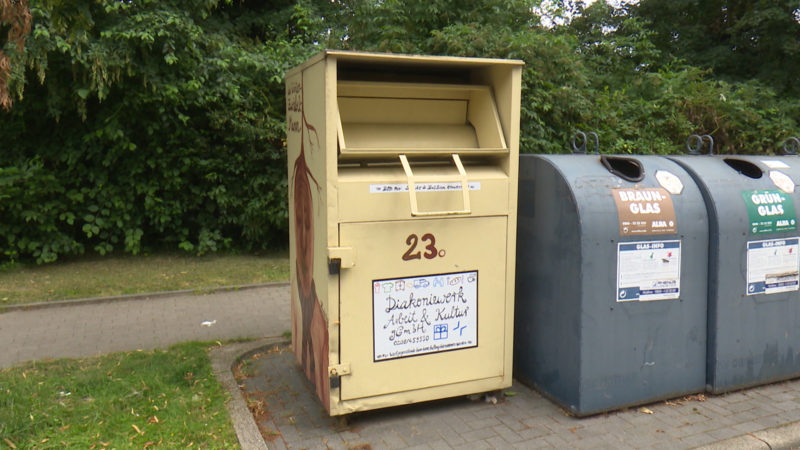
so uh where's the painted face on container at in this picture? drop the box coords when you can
[294,155,314,300]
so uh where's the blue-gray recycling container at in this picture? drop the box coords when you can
[515,154,708,416]
[670,155,800,394]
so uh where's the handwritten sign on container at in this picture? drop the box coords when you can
[373,271,478,361]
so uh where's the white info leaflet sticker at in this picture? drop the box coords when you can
[373,271,478,362]
[617,240,681,302]
[746,238,800,295]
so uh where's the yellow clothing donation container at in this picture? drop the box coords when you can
[286,50,522,415]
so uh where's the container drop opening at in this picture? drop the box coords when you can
[724,158,763,179]
[600,156,644,182]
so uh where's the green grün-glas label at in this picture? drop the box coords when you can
[742,190,797,234]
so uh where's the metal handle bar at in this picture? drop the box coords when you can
[399,154,472,217]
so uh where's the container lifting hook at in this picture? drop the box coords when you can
[686,134,714,155]
[571,130,600,154]
[781,137,800,156]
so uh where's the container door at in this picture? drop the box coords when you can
[339,217,507,401]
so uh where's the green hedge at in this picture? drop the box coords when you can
[1,0,798,263]
[1,0,321,263]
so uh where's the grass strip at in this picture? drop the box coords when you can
[0,253,289,305]
[0,342,238,448]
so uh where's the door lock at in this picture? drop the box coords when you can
[328,247,355,275]
[328,258,341,275]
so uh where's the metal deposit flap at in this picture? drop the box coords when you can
[338,217,507,401]
[336,81,507,159]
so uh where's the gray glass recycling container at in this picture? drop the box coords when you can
[670,154,800,394]
[515,154,708,416]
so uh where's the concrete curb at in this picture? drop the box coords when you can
[0,281,290,313]
[697,420,800,449]
[209,337,289,450]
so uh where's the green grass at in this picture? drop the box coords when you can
[0,342,237,448]
[0,252,289,305]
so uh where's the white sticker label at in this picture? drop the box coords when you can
[762,160,790,169]
[373,271,478,361]
[370,182,481,193]
[746,238,800,295]
[655,170,684,195]
[617,240,681,302]
[770,170,796,194]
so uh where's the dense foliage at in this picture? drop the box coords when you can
[1,0,322,262]
[1,0,798,263]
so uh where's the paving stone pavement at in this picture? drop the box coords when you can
[0,283,290,369]
[239,341,800,449]
[3,283,800,448]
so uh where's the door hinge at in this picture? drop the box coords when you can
[328,363,351,390]
[328,247,355,275]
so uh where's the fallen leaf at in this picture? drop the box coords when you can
[132,424,143,435]
[503,391,517,397]
[4,438,17,449]
[639,407,654,415]
[143,442,155,449]
[679,393,706,403]
[148,415,159,424]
